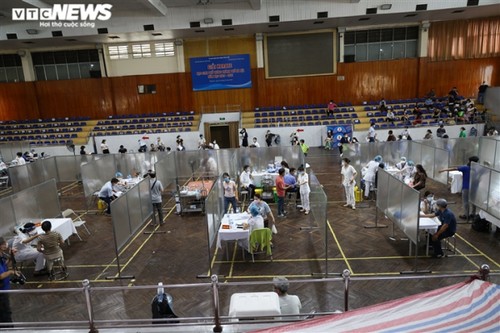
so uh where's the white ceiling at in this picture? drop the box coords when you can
[0,0,498,51]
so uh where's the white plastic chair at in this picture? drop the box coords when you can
[62,209,90,240]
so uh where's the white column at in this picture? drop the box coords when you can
[255,33,264,68]
[175,40,185,72]
[19,50,35,82]
[419,22,430,58]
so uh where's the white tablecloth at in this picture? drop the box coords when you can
[449,171,463,194]
[36,218,77,242]
[229,292,281,317]
[252,172,278,187]
[419,217,441,256]
[217,213,250,249]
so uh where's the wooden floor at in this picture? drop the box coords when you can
[9,147,500,327]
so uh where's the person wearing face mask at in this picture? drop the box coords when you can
[420,191,436,214]
[341,158,357,210]
[222,172,239,214]
[12,223,47,276]
[297,166,310,215]
[239,165,256,199]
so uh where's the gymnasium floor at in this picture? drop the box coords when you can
[7,147,500,327]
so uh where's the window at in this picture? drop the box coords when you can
[107,42,176,60]
[32,49,99,81]
[343,26,418,62]
[108,45,129,60]
[0,54,24,82]
[155,42,175,57]
[132,43,151,58]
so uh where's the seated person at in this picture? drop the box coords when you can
[284,167,299,205]
[385,109,396,123]
[0,160,7,176]
[273,276,302,318]
[12,223,47,276]
[243,206,264,233]
[421,199,457,258]
[239,165,256,199]
[248,193,277,234]
[99,177,119,214]
[420,191,436,214]
[36,221,68,279]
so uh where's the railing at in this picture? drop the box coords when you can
[0,265,495,332]
[201,104,241,114]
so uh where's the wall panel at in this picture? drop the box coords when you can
[418,57,500,98]
[0,55,498,120]
[34,78,114,119]
[0,82,39,120]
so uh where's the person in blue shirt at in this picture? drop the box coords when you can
[422,199,457,258]
[439,156,479,220]
[284,167,300,207]
[98,177,119,215]
[0,237,19,326]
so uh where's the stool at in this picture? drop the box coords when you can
[444,235,457,255]
[48,257,68,281]
[240,189,249,203]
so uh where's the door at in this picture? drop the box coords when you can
[210,125,230,149]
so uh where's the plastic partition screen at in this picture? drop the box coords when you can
[0,179,60,237]
[377,169,420,245]
[110,178,152,251]
[308,169,329,274]
[469,162,500,219]
[478,136,500,170]
[0,142,30,162]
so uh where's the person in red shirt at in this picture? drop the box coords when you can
[276,168,290,217]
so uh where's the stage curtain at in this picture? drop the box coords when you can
[428,17,500,61]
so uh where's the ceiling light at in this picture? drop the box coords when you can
[26,29,38,35]
[380,4,392,10]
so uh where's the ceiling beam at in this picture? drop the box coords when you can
[248,0,261,10]
[144,0,168,16]
[22,0,50,8]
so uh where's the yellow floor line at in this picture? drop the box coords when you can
[455,233,500,268]
[327,219,354,273]
[94,205,175,280]
[226,243,239,278]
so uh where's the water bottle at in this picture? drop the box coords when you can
[228,215,234,228]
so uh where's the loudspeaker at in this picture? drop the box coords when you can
[97,28,108,34]
[269,15,280,22]
[415,4,427,11]
[344,55,355,63]
[52,31,63,37]
[366,8,377,14]
[143,24,154,31]
[190,21,200,28]
[467,0,479,6]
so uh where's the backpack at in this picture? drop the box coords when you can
[471,215,490,232]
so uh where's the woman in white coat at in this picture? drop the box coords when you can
[341,158,358,209]
[297,166,311,215]
[362,155,382,198]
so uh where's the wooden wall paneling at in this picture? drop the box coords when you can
[0,82,39,121]
[418,57,500,99]
[34,78,114,120]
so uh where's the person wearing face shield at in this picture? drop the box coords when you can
[12,223,47,276]
[222,172,239,214]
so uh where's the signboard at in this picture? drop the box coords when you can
[190,54,251,91]
[327,125,353,148]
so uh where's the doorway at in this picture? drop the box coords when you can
[205,121,240,148]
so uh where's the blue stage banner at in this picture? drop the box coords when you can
[190,54,252,91]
